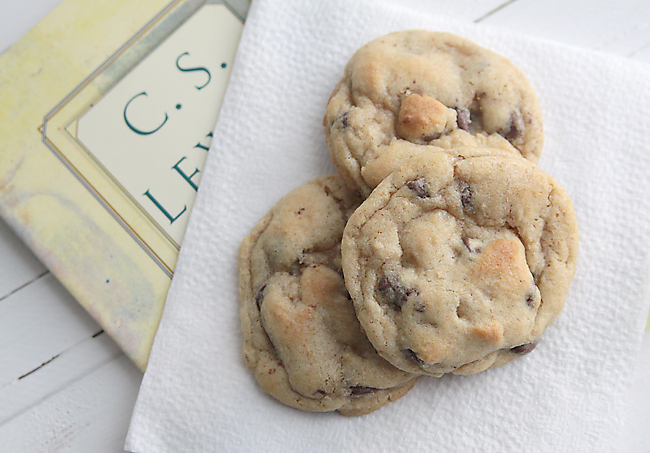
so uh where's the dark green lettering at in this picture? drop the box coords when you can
[176,52,211,90]
[194,131,213,151]
[124,92,168,135]
[143,189,187,224]
[173,157,200,191]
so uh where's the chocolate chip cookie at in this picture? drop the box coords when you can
[341,151,578,376]
[239,175,418,415]
[325,30,544,195]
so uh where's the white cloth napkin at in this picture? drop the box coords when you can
[125,0,650,451]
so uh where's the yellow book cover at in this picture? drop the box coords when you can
[0,0,247,370]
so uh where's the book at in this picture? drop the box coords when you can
[0,0,248,371]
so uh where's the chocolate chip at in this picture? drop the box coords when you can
[377,274,411,311]
[459,181,473,212]
[525,294,535,308]
[340,111,349,129]
[255,283,267,310]
[350,385,377,396]
[510,342,538,355]
[455,107,471,131]
[407,177,430,199]
[503,110,524,141]
[461,236,479,253]
[404,348,425,365]
[504,127,519,141]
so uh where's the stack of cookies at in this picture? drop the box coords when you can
[238,30,579,416]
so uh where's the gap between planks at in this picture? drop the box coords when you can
[0,270,49,303]
[474,0,518,23]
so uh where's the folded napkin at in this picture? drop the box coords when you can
[126,0,650,451]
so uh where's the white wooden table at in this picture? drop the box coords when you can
[1,0,649,451]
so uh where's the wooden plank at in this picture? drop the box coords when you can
[480,0,650,56]
[377,0,513,21]
[0,332,125,425]
[0,273,101,385]
[0,354,141,452]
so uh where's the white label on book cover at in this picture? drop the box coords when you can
[77,4,243,245]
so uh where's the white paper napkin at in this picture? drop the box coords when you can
[125,0,650,451]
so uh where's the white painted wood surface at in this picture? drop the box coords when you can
[0,0,649,451]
